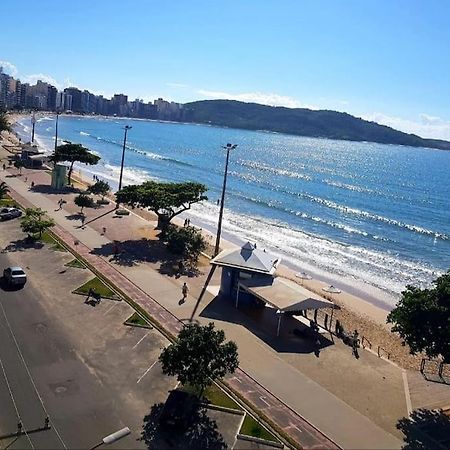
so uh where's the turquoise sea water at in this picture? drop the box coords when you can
[16,115,450,307]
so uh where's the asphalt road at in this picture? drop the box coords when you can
[0,220,174,449]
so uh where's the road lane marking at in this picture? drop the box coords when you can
[137,360,158,384]
[259,396,270,407]
[0,302,67,449]
[103,303,117,316]
[132,332,150,350]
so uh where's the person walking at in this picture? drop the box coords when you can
[182,282,189,301]
[81,215,86,227]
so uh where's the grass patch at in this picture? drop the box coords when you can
[0,197,19,207]
[40,231,67,252]
[125,312,150,327]
[73,277,120,299]
[65,258,86,269]
[181,383,241,411]
[240,414,279,443]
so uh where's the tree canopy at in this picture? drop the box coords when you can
[74,194,94,213]
[87,180,110,199]
[20,208,55,239]
[0,113,11,133]
[166,224,207,266]
[14,159,25,174]
[159,322,239,396]
[116,181,207,230]
[49,143,100,185]
[387,270,450,363]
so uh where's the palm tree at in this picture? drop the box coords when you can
[0,181,9,200]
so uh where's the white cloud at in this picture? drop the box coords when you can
[197,89,316,109]
[23,73,61,90]
[0,61,18,77]
[363,112,450,141]
[166,82,189,88]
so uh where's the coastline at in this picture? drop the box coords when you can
[2,112,424,371]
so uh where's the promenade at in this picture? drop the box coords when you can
[0,163,404,449]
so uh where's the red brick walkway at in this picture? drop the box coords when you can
[8,186,340,449]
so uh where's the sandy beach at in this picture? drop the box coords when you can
[1,112,423,371]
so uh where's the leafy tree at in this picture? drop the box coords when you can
[20,208,55,239]
[116,181,207,231]
[49,143,100,185]
[166,224,207,266]
[387,270,450,363]
[0,181,9,199]
[0,113,11,133]
[87,180,110,200]
[159,322,239,396]
[74,194,94,213]
[14,159,25,175]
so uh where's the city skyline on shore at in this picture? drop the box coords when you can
[2,0,450,139]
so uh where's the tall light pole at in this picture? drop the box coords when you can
[54,109,60,152]
[214,143,237,256]
[118,125,132,192]
[31,111,36,143]
[89,427,131,450]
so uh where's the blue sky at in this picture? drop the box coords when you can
[2,0,450,139]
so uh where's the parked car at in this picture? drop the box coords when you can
[0,207,22,221]
[3,266,27,287]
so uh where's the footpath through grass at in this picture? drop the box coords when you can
[73,277,120,299]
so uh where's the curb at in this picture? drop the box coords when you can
[236,434,284,449]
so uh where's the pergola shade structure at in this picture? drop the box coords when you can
[237,277,337,336]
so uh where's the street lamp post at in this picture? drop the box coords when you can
[31,111,36,143]
[118,125,132,192]
[214,143,237,256]
[89,427,131,450]
[54,109,60,152]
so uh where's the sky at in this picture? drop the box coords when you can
[2,0,450,139]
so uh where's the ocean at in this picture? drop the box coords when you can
[15,115,450,308]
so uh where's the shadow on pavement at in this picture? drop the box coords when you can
[140,401,227,450]
[397,408,450,449]
[2,237,44,252]
[90,238,203,278]
[201,295,333,355]
[30,184,81,195]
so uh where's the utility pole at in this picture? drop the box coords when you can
[31,111,36,143]
[118,125,132,192]
[214,143,237,256]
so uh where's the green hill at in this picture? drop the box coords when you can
[181,100,450,150]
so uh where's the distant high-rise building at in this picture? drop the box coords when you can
[64,87,82,112]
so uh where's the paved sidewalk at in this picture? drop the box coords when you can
[0,168,403,449]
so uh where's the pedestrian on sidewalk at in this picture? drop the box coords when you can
[24,176,27,183]
[2,163,5,171]
[57,198,63,210]
[102,226,106,235]
[81,215,86,227]
[30,181,35,189]
[182,282,189,301]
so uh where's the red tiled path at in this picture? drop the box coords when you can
[9,187,340,449]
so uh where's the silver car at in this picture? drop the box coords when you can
[3,266,27,286]
[0,207,22,221]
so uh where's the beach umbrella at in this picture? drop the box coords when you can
[322,285,341,294]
